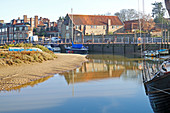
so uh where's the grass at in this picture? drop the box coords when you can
[0,43,57,66]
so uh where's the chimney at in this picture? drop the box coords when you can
[48,19,50,28]
[12,19,17,25]
[34,15,38,28]
[23,15,27,23]
[108,19,111,26]
[40,17,42,21]
[30,17,33,29]
[107,19,111,34]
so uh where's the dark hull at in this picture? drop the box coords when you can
[144,74,170,113]
[66,48,88,54]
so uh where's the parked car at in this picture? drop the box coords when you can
[51,37,61,42]
[44,37,50,41]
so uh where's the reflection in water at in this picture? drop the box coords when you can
[0,54,162,113]
[0,75,53,92]
[61,54,143,85]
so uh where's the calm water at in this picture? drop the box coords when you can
[0,54,158,113]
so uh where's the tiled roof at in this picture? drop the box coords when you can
[68,14,123,25]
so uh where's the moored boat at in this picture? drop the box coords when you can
[158,49,169,55]
[44,44,61,52]
[9,47,42,52]
[143,50,159,57]
[143,59,170,113]
[65,42,88,54]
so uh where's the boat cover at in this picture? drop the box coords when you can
[72,42,83,49]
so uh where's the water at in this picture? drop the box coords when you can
[0,54,156,113]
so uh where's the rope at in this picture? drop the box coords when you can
[149,86,170,95]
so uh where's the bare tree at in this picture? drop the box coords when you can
[114,9,138,22]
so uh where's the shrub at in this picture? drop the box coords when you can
[5,59,15,65]
[0,59,6,66]
[13,58,23,64]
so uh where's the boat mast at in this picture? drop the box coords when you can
[143,0,145,51]
[71,8,73,42]
[138,0,142,55]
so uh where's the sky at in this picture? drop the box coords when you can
[0,0,168,23]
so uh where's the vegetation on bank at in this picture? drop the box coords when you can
[0,43,57,66]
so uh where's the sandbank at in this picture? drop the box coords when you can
[0,53,88,91]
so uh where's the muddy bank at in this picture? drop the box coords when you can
[0,53,87,91]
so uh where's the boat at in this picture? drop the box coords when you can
[158,49,169,55]
[65,42,88,54]
[44,44,61,52]
[143,50,159,57]
[9,47,42,52]
[143,59,170,113]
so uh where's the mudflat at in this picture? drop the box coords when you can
[0,53,87,91]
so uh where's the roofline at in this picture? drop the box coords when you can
[67,14,124,26]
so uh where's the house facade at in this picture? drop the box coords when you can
[0,15,60,43]
[61,14,124,39]
[0,20,32,43]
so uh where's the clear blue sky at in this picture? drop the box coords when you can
[0,0,168,23]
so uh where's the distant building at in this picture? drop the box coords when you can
[0,19,32,43]
[0,15,58,43]
[124,19,155,33]
[61,14,124,39]
[0,20,4,24]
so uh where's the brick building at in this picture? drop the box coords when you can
[61,14,124,40]
[124,19,155,33]
[0,15,58,43]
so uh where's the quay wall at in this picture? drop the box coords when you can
[60,43,170,54]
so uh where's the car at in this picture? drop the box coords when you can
[51,37,61,42]
[44,37,50,41]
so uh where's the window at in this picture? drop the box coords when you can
[76,25,79,29]
[91,25,97,28]
[66,33,69,38]
[66,26,69,30]
[25,27,28,30]
[20,34,22,38]
[14,27,16,31]
[19,27,22,31]
[2,28,4,32]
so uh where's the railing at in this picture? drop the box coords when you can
[0,37,169,45]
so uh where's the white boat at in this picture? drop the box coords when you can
[44,44,61,52]
[143,50,159,57]
[158,49,169,55]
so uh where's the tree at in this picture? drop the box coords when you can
[152,2,166,23]
[114,9,138,22]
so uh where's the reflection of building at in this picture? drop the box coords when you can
[62,61,129,84]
